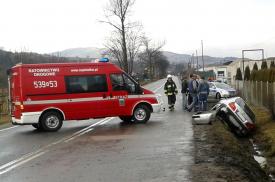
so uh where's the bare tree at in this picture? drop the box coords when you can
[154,54,170,78]
[100,0,137,73]
[127,25,144,74]
[139,37,165,79]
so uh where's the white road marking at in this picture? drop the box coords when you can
[0,126,18,133]
[99,117,115,126]
[153,82,165,93]
[0,117,115,175]
[0,151,46,175]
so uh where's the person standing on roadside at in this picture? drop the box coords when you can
[181,76,188,110]
[164,75,178,111]
[198,76,210,111]
[187,74,199,112]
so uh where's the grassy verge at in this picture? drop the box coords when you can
[0,114,10,125]
[252,106,275,157]
[192,120,268,182]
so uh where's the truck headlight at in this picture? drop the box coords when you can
[156,94,163,104]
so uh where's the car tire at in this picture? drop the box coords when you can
[216,93,221,100]
[132,105,151,123]
[40,111,63,132]
[119,116,133,123]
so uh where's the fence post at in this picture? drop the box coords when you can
[261,81,263,107]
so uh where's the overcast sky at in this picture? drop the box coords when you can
[1,0,275,58]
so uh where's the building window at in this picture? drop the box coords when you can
[65,75,108,93]
[217,71,225,77]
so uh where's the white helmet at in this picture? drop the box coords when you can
[167,74,172,79]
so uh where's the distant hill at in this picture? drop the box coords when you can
[162,51,238,66]
[51,47,105,59]
[51,47,238,66]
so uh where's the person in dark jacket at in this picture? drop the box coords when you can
[164,75,178,110]
[187,74,199,112]
[198,76,210,111]
[181,77,188,110]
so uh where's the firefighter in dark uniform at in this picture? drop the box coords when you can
[164,75,178,110]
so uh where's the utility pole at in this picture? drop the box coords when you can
[192,53,195,69]
[196,50,199,71]
[201,40,204,72]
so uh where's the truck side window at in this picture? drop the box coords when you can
[110,74,125,91]
[110,73,138,94]
[123,74,137,94]
[65,75,108,93]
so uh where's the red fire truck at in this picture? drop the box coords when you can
[7,59,162,132]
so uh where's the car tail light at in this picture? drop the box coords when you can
[245,122,255,130]
[228,102,237,111]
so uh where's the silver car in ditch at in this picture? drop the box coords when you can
[192,97,256,136]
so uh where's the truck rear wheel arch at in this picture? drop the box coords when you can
[40,108,65,122]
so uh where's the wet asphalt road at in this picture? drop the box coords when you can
[0,77,194,182]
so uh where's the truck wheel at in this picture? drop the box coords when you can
[40,111,63,132]
[132,105,151,123]
[32,123,44,131]
[119,116,133,122]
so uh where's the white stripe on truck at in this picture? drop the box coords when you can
[22,94,157,105]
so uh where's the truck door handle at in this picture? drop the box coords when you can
[103,94,107,98]
[110,93,113,98]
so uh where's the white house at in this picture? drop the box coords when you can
[198,59,273,85]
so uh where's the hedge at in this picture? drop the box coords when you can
[250,68,275,82]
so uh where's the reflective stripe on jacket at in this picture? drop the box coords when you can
[164,81,178,95]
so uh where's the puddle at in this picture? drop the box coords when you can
[250,139,275,181]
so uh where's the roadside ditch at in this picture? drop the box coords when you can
[192,117,270,182]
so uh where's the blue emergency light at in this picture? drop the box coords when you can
[99,58,109,62]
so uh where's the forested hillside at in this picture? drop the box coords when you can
[0,50,88,88]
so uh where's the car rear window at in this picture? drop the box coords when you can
[235,98,255,121]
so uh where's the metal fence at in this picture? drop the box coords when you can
[234,80,275,114]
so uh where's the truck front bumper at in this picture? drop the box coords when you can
[152,94,164,113]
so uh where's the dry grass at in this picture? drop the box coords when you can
[252,106,275,156]
[0,115,10,125]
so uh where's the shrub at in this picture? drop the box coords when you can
[244,66,250,80]
[253,62,258,71]
[261,60,268,69]
[236,68,243,80]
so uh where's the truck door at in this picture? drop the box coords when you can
[109,73,141,115]
[7,68,21,120]
[65,74,114,119]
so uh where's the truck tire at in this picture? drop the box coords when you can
[132,105,151,123]
[32,123,44,131]
[119,116,133,122]
[40,111,63,132]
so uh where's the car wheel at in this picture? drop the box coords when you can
[132,105,151,123]
[119,116,133,122]
[40,111,63,132]
[216,93,221,100]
